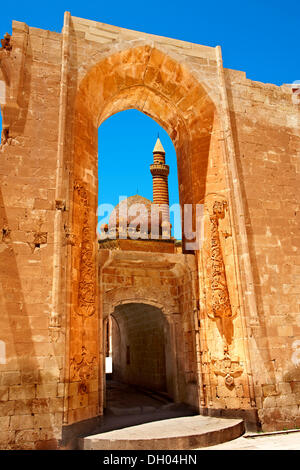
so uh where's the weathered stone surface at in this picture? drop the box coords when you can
[0,11,299,449]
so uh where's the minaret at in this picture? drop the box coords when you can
[150,137,170,225]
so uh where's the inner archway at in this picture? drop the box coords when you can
[112,303,167,392]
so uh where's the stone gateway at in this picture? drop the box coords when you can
[0,12,299,449]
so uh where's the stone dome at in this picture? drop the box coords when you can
[108,195,153,235]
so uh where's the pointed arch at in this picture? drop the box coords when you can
[67,44,224,424]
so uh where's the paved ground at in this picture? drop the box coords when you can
[105,380,171,415]
[91,380,300,450]
[87,379,195,435]
[199,430,300,450]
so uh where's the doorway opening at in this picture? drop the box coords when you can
[111,303,167,394]
[104,303,175,416]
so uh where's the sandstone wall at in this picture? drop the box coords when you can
[225,69,300,430]
[0,22,65,449]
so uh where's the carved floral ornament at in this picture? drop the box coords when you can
[206,199,237,320]
[212,346,243,387]
[74,180,96,318]
[70,346,97,395]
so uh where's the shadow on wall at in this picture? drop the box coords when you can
[0,187,59,449]
[225,82,279,389]
[0,98,3,144]
[0,63,4,143]
[0,35,61,447]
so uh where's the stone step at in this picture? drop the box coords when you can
[79,415,245,450]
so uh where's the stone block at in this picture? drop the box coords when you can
[39,427,61,441]
[262,384,278,397]
[21,370,39,384]
[10,414,34,430]
[0,416,10,430]
[0,431,15,446]
[33,413,57,428]
[15,430,40,445]
[57,383,65,397]
[0,386,9,401]
[48,398,64,413]
[38,368,60,383]
[36,384,57,399]
[9,385,36,400]
[0,401,15,416]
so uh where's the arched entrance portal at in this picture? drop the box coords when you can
[68,44,218,424]
[67,39,251,431]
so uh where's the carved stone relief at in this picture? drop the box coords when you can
[27,231,48,253]
[212,346,243,387]
[74,180,96,318]
[202,195,238,321]
[55,199,66,211]
[33,231,48,246]
[70,346,96,394]
[48,321,60,343]
[209,200,232,318]
[64,224,76,246]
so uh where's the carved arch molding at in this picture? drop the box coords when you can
[103,285,179,320]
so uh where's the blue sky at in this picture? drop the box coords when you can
[98,111,181,237]
[0,1,298,238]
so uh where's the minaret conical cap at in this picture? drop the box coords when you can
[153,137,165,154]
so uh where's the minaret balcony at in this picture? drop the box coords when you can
[150,163,169,177]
